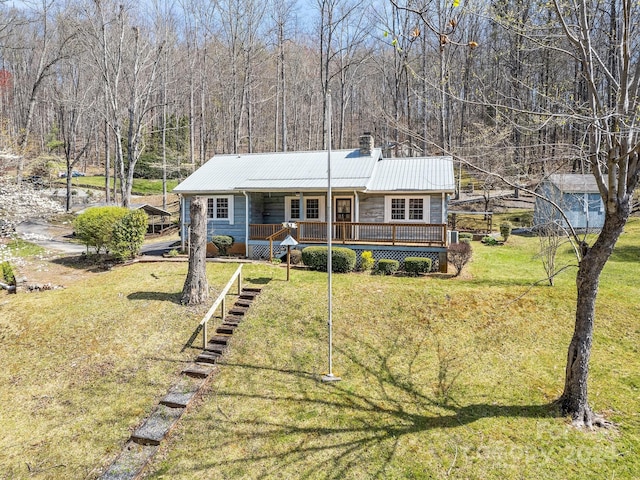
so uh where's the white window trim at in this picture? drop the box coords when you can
[285,195,325,221]
[206,195,234,225]
[384,195,431,223]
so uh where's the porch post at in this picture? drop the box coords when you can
[243,191,249,257]
[300,192,304,220]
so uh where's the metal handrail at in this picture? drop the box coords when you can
[198,264,243,349]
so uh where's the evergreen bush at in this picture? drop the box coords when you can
[74,206,129,254]
[211,235,234,256]
[110,209,148,259]
[376,259,399,275]
[301,246,356,273]
[500,221,513,242]
[404,257,432,275]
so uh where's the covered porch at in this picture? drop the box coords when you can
[249,221,447,246]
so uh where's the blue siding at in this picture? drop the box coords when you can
[261,193,287,223]
[182,194,248,242]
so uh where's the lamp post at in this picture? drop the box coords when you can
[280,234,298,281]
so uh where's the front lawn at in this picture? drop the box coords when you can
[144,221,640,479]
[2,219,640,479]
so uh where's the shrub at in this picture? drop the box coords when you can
[404,256,432,276]
[448,242,472,277]
[481,235,498,246]
[458,232,473,242]
[211,235,234,256]
[74,206,129,254]
[110,209,148,259]
[301,246,356,273]
[1,261,16,285]
[289,249,302,265]
[500,221,513,242]
[360,250,374,271]
[376,259,399,275]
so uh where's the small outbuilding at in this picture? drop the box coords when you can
[129,204,173,233]
[534,174,604,231]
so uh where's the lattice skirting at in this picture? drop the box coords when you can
[249,244,442,272]
[251,244,287,260]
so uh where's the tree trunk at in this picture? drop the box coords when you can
[560,207,627,426]
[181,196,209,306]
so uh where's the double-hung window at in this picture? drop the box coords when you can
[206,195,234,224]
[285,196,325,221]
[384,196,430,222]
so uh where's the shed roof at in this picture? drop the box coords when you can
[75,203,172,217]
[173,149,455,194]
[130,203,172,217]
[547,174,599,193]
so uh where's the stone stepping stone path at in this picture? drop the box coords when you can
[99,286,262,480]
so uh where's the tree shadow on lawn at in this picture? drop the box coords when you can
[127,291,182,304]
[169,335,560,479]
[610,244,640,263]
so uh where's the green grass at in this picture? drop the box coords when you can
[53,176,179,195]
[3,238,46,258]
[2,220,640,479]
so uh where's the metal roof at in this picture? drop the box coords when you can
[174,149,455,194]
[174,149,380,194]
[547,174,599,193]
[366,156,455,192]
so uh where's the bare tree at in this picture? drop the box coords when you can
[549,0,640,427]
[2,1,74,183]
[83,0,164,207]
[181,196,210,305]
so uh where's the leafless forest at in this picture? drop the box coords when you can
[1,0,621,193]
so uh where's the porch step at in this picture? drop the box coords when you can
[229,307,249,316]
[234,299,252,308]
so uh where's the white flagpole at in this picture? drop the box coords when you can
[322,91,340,382]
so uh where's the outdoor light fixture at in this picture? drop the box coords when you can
[280,234,298,281]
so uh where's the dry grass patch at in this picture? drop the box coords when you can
[0,261,274,479]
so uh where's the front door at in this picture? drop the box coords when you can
[336,198,352,222]
[335,198,353,240]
